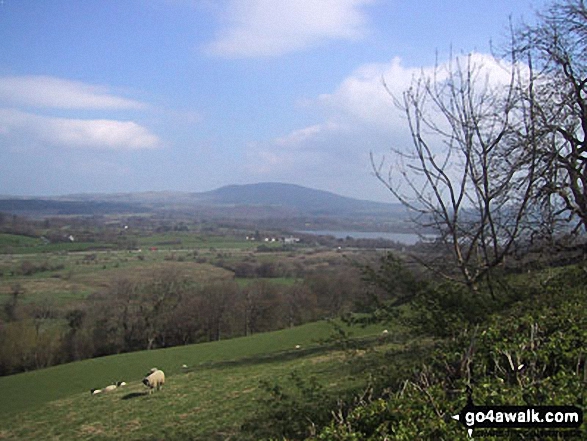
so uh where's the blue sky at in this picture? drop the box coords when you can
[0,0,547,201]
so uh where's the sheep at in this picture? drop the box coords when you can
[377,329,390,344]
[91,381,125,395]
[295,345,301,350]
[143,368,165,394]
[103,383,117,392]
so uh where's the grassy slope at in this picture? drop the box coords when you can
[0,320,388,439]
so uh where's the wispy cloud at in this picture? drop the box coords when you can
[273,122,339,147]
[0,109,161,150]
[203,0,374,58]
[0,76,146,110]
[0,75,161,151]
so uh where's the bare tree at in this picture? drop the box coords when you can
[373,52,538,293]
[140,268,187,349]
[515,0,587,235]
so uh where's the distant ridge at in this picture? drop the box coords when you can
[0,182,405,221]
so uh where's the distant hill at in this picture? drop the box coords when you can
[189,183,403,217]
[0,183,406,226]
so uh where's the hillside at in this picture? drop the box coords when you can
[0,320,390,440]
[191,182,404,217]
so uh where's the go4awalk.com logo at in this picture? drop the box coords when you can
[451,398,583,438]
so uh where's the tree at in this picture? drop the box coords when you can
[139,268,188,349]
[63,308,90,361]
[283,282,318,327]
[241,281,283,335]
[197,281,236,342]
[373,52,538,293]
[4,283,24,321]
[515,0,587,235]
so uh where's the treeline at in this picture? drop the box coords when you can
[0,266,376,376]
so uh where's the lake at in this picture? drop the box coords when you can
[297,230,433,245]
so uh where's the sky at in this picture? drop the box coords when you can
[0,0,549,202]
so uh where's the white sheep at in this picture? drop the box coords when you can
[90,388,102,395]
[143,368,165,394]
[103,384,117,392]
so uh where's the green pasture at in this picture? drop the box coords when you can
[0,233,41,249]
[0,234,117,254]
[136,232,262,250]
[0,320,391,440]
[235,276,298,287]
[0,320,387,416]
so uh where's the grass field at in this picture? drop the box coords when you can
[0,230,388,439]
[136,232,265,251]
[0,320,392,440]
[0,230,347,306]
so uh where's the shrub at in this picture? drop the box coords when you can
[312,266,587,440]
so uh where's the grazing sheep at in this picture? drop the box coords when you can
[295,345,301,349]
[143,368,165,394]
[182,364,188,369]
[90,388,102,395]
[117,381,127,387]
[103,384,118,392]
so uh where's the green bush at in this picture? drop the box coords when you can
[311,266,587,440]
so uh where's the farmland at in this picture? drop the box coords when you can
[0,230,373,307]
[0,213,402,378]
[0,215,401,439]
[1,211,585,440]
[0,212,413,439]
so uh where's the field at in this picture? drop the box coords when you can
[0,320,392,440]
[0,230,346,304]
[0,224,394,439]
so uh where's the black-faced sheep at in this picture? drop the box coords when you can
[143,368,165,394]
[92,381,125,395]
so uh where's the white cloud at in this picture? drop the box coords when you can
[203,0,373,58]
[0,109,161,150]
[0,76,162,151]
[0,76,146,110]
[318,52,518,132]
[244,52,523,199]
[317,57,412,131]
